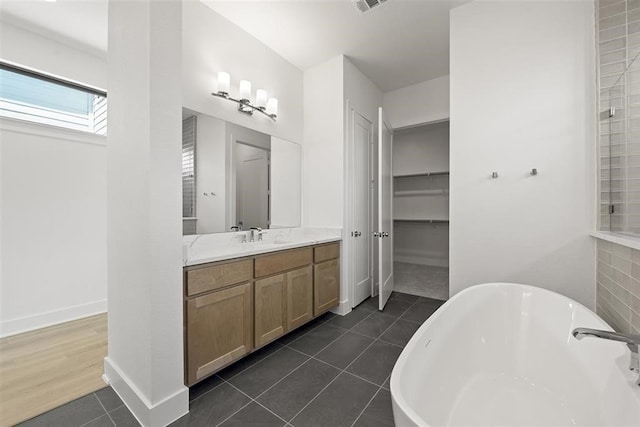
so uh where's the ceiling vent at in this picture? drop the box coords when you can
[353,0,388,14]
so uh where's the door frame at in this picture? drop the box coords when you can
[344,100,377,311]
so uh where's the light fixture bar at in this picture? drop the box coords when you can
[211,91,277,121]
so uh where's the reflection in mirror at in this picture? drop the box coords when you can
[181,109,302,235]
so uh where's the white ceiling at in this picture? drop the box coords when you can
[0,0,108,56]
[202,0,469,92]
[0,0,466,92]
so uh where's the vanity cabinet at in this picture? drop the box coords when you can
[184,242,340,386]
[286,266,313,331]
[254,248,313,348]
[254,274,287,348]
[185,282,252,385]
[313,243,340,316]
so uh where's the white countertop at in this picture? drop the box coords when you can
[183,227,342,266]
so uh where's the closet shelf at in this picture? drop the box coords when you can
[394,171,449,179]
[394,189,449,197]
[394,218,449,224]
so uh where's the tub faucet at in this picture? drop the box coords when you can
[572,327,640,385]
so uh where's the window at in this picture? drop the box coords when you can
[0,62,107,135]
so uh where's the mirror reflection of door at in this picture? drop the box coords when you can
[236,142,270,230]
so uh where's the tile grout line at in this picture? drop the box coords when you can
[192,293,433,426]
[285,345,382,390]
[190,344,288,405]
[222,344,287,381]
[218,378,290,426]
[188,312,354,407]
[350,384,385,427]
[239,323,352,405]
[212,395,253,427]
[277,305,388,424]
[249,319,362,404]
[253,399,295,426]
[285,296,418,426]
[215,320,356,426]
[253,357,318,401]
[346,295,422,426]
[88,392,116,427]
[187,375,226,405]
[285,367,343,425]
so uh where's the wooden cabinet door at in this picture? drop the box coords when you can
[314,259,340,316]
[286,266,313,331]
[255,274,287,348]
[186,282,252,385]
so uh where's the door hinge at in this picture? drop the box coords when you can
[609,205,615,214]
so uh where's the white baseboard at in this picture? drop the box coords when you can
[104,357,189,427]
[330,299,351,316]
[0,299,107,338]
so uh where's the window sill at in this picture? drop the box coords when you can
[591,231,640,251]
[0,117,107,147]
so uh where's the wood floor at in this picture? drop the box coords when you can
[0,314,108,427]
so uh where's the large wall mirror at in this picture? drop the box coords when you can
[182,108,302,235]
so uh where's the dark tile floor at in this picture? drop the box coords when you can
[18,292,444,427]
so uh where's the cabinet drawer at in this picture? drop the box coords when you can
[314,243,340,263]
[186,259,253,296]
[255,247,313,278]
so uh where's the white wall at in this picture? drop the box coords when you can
[0,20,108,337]
[303,55,382,311]
[303,55,345,229]
[383,75,449,129]
[105,1,187,425]
[195,114,227,234]
[0,121,107,337]
[0,19,107,90]
[449,0,596,308]
[271,137,302,228]
[182,1,303,144]
[344,58,383,126]
[393,123,449,175]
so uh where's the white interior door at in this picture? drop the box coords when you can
[378,107,394,309]
[236,143,269,229]
[352,112,373,307]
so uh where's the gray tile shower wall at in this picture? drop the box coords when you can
[596,239,640,333]
[598,0,640,233]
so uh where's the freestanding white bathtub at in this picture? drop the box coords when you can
[391,283,640,427]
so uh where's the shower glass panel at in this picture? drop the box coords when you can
[601,50,640,235]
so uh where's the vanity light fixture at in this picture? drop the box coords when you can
[212,71,278,121]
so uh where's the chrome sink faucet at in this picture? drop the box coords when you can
[572,327,640,385]
[249,227,263,242]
